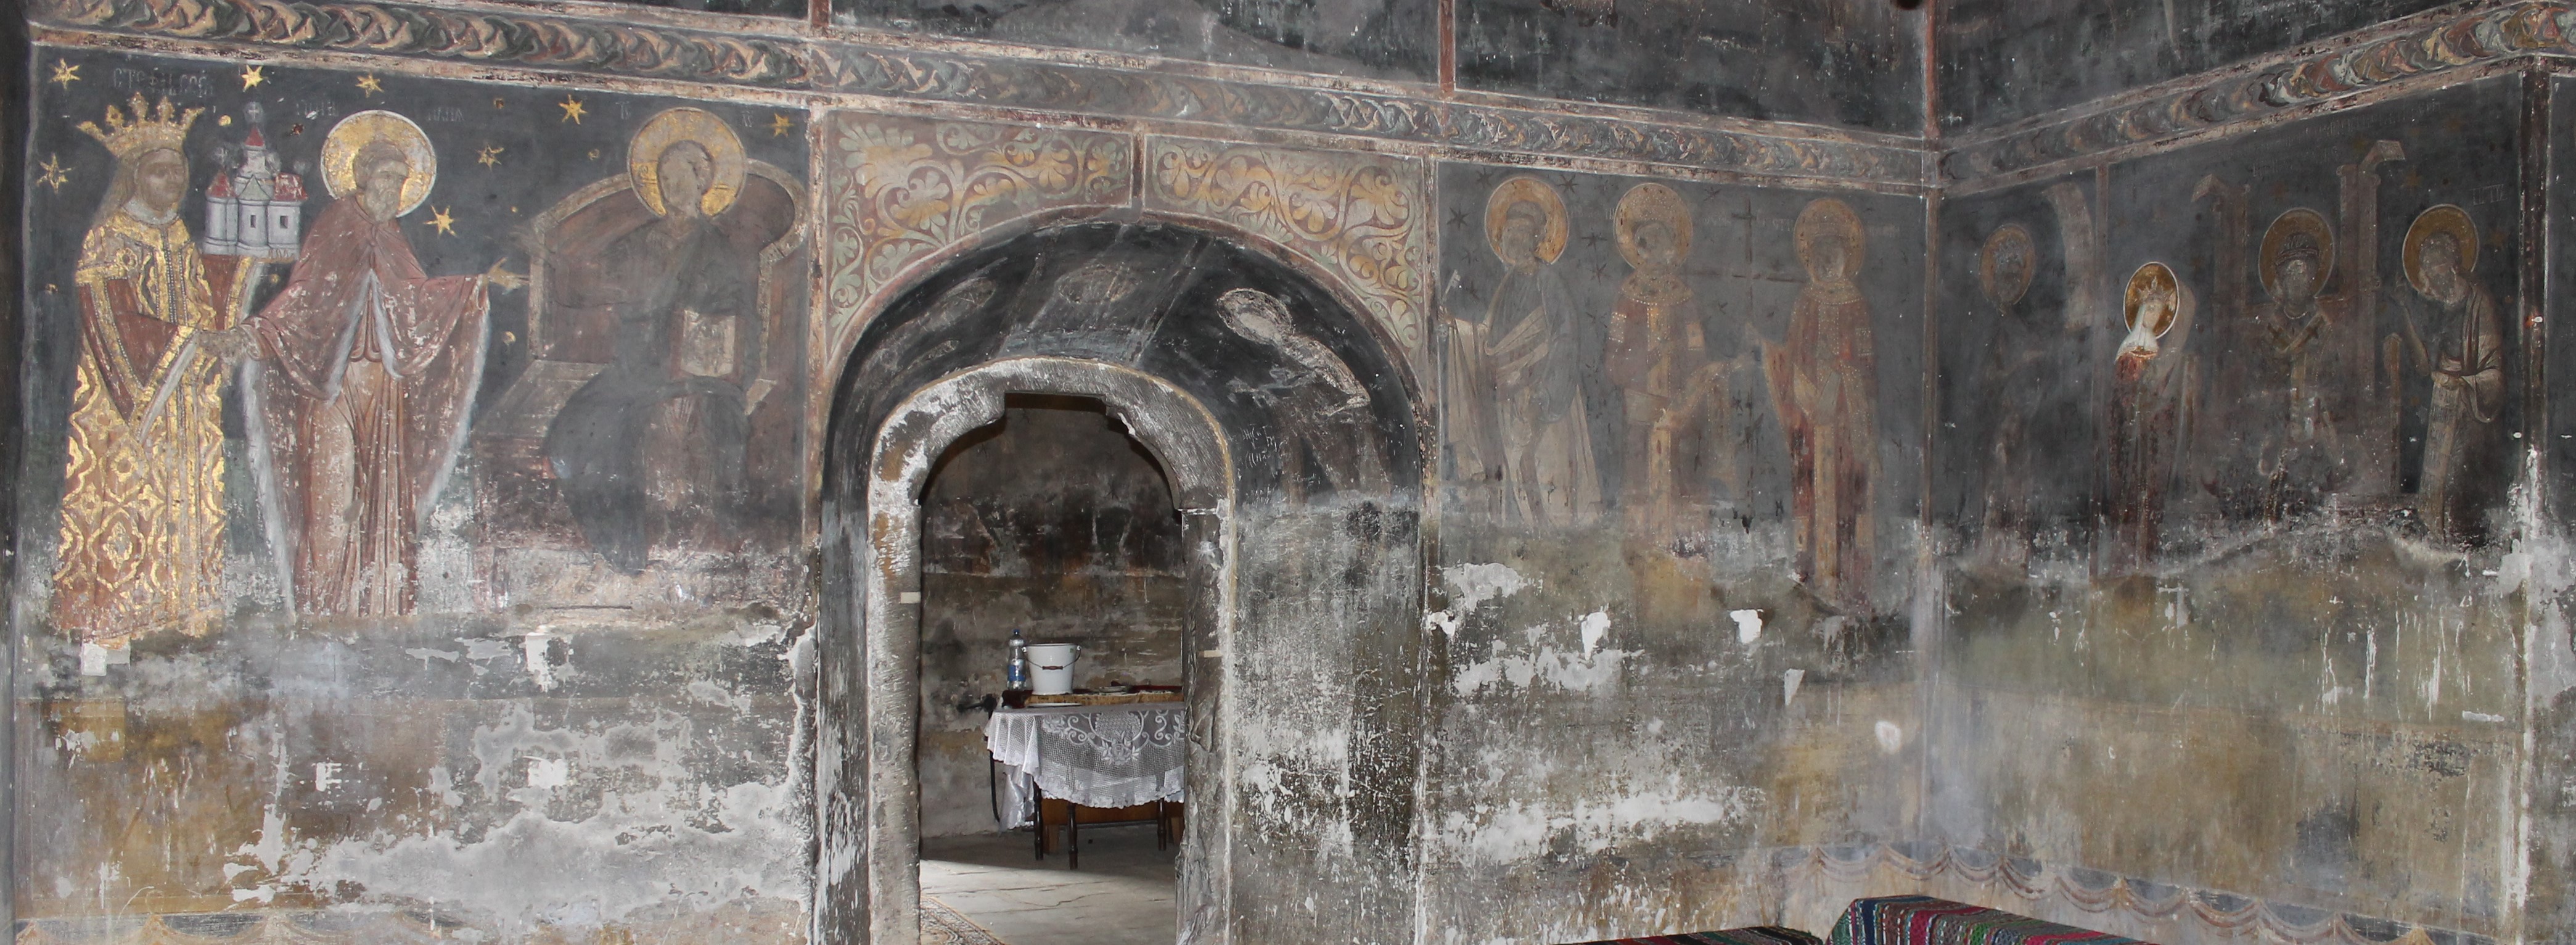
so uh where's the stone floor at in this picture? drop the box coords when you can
[921,825,1179,945]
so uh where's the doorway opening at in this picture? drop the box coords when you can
[917,394,1189,945]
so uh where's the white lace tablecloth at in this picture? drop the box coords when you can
[985,704,1186,829]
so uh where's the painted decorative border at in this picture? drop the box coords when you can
[1942,1,2576,182]
[1774,843,2493,945]
[819,113,1135,350]
[28,0,1926,186]
[1144,137,1430,361]
[35,0,810,85]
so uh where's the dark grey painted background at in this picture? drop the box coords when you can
[1458,0,1924,131]
[1936,0,2461,130]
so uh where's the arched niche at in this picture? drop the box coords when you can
[813,221,1429,944]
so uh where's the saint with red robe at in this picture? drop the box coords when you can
[242,110,505,616]
[1764,199,1878,613]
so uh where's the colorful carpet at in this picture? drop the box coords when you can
[922,896,1007,945]
[1829,896,2149,945]
[1567,926,1824,945]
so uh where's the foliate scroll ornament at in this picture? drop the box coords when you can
[1144,138,1428,361]
[825,115,1132,333]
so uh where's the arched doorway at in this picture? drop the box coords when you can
[814,221,1430,945]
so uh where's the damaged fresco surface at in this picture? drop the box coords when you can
[11,1,2576,943]
[1929,76,2535,940]
[1456,0,1924,132]
[1418,162,1925,943]
[14,53,816,938]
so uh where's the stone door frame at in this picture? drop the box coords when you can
[855,356,1236,944]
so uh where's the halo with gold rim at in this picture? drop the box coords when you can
[1613,182,1691,271]
[2125,261,2181,338]
[321,110,436,217]
[1979,223,2035,306]
[2257,207,2336,303]
[630,107,747,218]
[1794,198,1866,279]
[2402,204,2478,297]
[1485,176,1568,265]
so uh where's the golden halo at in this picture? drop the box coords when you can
[322,110,436,217]
[630,107,747,218]
[2403,204,2479,297]
[2124,262,2181,338]
[1794,198,1866,279]
[1978,223,2035,306]
[1485,176,1568,265]
[1614,182,1691,271]
[2257,207,2336,302]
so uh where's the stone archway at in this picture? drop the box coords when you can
[814,221,1430,945]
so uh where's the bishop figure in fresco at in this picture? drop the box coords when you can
[1603,183,1707,534]
[1763,198,1877,613]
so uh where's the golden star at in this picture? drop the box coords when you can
[477,144,504,168]
[241,65,266,89]
[770,113,794,137]
[557,95,586,124]
[356,73,383,96]
[36,155,69,192]
[587,148,601,161]
[49,60,79,88]
[427,206,458,237]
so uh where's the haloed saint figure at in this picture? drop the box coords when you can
[1764,199,1877,613]
[2104,262,2194,572]
[1446,176,1601,527]
[2395,205,2503,544]
[546,109,767,574]
[244,110,504,617]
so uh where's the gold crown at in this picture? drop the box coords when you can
[78,94,204,161]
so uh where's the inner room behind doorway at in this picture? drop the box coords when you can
[917,394,1189,838]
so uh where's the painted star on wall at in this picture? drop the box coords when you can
[356,73,383,96]
[427,206,458,236]
[240,65,266,89]
[478,145,504,168]
[49,60,79,88]
[558,95,586,124]
[36,155,69,192]
[771,113,795,137]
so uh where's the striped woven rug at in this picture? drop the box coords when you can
[1566,925,1824,945]
[1829,896,2148,945]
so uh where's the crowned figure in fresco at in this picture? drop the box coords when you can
[1603,183,1707,534]
[1758,198,1877,613]
[542,108,777,574]
[2102,262,2196,574]
[1446,176,1601,527]
[241,110,510,616]
[2393,205,2503,545]
[51,96,251,645]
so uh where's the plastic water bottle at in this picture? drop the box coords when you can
[1006,629,1028,690]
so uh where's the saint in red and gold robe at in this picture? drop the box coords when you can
[1768,278,1877,613]
[245,199,489,616]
